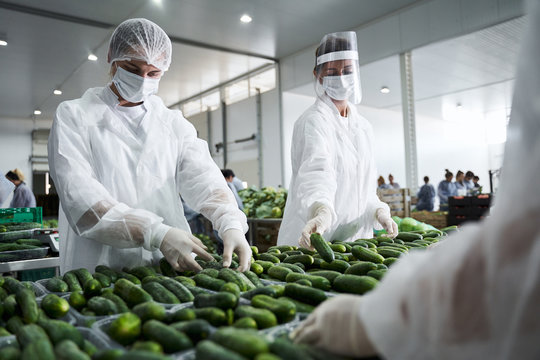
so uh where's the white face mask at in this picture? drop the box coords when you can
[112,66,160,103]
[322,74,356,101]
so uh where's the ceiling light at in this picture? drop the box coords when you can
[88,54,98,61]
[53,89,62,95]
[0,40,7,46]
[380,86,390,94]
[240,14,252,23]
[153,0,162,3]
[456,103,463,109]
[33,110,41,115]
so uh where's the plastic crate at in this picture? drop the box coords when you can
[0,207,43,225]
[19,267,57,282]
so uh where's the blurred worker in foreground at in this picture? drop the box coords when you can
[5,169,36,208]
[48,18,250,274]
[415,176,436,211]
[278,31,397,248]
[292,1,540,357]
[438,169,456,210]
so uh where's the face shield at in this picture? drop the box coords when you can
[314,31,362,104]
[108,18,172,72]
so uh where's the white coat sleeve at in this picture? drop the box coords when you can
[175,122,248,237]
[361,1,540,357]
[48,102,170,251]
[294,116,338,219]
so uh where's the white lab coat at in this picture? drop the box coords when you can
[48,87,247,273]
[0,174,15,206]
[278,94,388,246]
[360,1,540,358]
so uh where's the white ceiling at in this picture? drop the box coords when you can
[292,16,524,120]
[0,0,424,120]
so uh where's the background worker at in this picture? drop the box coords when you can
[5,169,36,208]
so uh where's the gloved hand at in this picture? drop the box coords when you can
[291,294,376,357]
[160,227,214,272]
[376,208,398,238]
[222,228,251,272]
[299,205,332,249]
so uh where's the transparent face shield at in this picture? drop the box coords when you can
[314,31,362,104]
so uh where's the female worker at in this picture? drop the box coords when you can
[438,169,456,210]
[5,169,36,208]
[278,32,397,248]
[292,1,540,357]
[48,19,250,274]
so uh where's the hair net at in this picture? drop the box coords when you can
[108,18,172,72]
[314,31,362,104]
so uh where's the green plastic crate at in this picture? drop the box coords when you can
[0,207,43,225]
[19,267,57,282]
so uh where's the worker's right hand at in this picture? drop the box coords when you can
[221,229,251,272]
[299,205,332,249]
[159,227,214,272]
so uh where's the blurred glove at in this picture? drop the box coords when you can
[376,208,398,238]
[160,227,214,272]
[222,228,251,272]
[300,205,332,249]
[291,295,376,357]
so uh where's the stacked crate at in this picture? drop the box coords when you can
[377,188,411,218]
[447,195,492,225]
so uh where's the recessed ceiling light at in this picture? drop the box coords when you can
[240,14,252,23]
[0,40,7,46]
[33,110,42,115]
[380,86,390,94]
[153,0,162,3]
[88,54,98,61]
[456,103,463,109]
[53,89,62,95]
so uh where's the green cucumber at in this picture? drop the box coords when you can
[351,246,384,264]
[210,328,269,359]
[196,340,248,360]
[132,301,166,322]
[284,273,331,291]
[194,292,238,310]
[344,261,378,276]
[332,275,378,295]
[251,295,296,323]
[45,277,69,293]
[310,233,334,263]
[320,259,350,273]
[283,283,327,306]
[234,305,278,329]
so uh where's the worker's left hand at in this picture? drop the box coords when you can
[376,209,398,238]
[291,294,377,357]
[221,228,251,272]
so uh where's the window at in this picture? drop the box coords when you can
[249,68,276,96]
[225,79,249,105]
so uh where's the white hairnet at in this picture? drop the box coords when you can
[314,31,362,104]
[108,18,172,72]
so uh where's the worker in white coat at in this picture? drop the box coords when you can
[278,31,398,248]
[292,1,540,358]
[48,18,251,274]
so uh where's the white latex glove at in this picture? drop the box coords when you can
[299,205,332,249]
[221,228,251,272]
[291,295,376,357]
[159,227,214,272]
[376,208,398,239]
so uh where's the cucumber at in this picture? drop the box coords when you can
[307,270,341,284]
[45,277,69,293]
[117,272,141,285]
[376,263,388,270]
[383,257,398,267]
[269,337,314,360]
[378,243,409,252]
[92,349,125,360]
[344,261,378,276]
[174,276,196,287]
[218,268,256,292]
[113,278,152,308]
[257,254,280,264]
[254,260,274,272]
[267,266,293,281]
[332,275,378,295]
[233,317,258,329]
[68,291,86,311]
[6,316,24,334]
[284,273,331,291]
[0,346,20,360]
[194,292,238,310]
[283,283,327,306]
[279,297,315,313]
[159,257,177,277]
[193,273,226,291]
[243,270,264,288]
[63,272,82,292]
[83,279,102,298]
[87,296,118,315]
[82,339,98,357]
[17,288,38,324]
[16,323,49,347]
[331,242,352,252]
[108,312,141,346]
[142,282,180,304]
[274,263,305,274]
[132,301,166,322]
[127,266,157,280]
[319,259,350,273]
[170,319,211,343]
[3,277,25,294]
[210,328,269,359]
[310,233,334,263]
[39,319,84,347]
[131,341,163,354]
[251,295,296,323]
[200,268,219,278]
[0,286,7,300]
[3,294,18,319]
[194,307,228,327]
[21,338,54,360]
[0,326,11,336]
[142,320,193,353]
[351,246,384,264]
[196,340,248,360]
[153,277,194,302]
[41,294,69,318]
[367,269,387,280]
[101,291,130,313]
[93,272,112,288]
[221,282,241,297]
[282,254,314,267]
[377,247,404,258]
[395,232,423,241]
[54,339,90,360]
[329,244,347,253]
[295,279,312,286]
[168,307,196,323]
[275,253,288,262]
[234,305,278,329]
[73,268,93,287]
[250,262,264,275]
[184,284,211,297]
[241,286,281,300]
[282,250,303,256]
[297,247,316,256]
[95,265,119,283]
